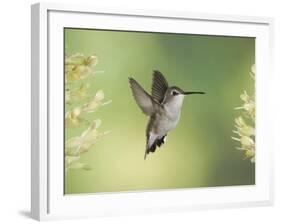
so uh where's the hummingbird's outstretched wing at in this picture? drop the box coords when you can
[129,78,161,116]
[151,70,169,103]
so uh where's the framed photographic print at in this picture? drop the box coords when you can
[31,2,274,221]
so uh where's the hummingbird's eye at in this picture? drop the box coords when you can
[172,91,179,96]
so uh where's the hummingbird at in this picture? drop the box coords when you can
[129,70,205,159]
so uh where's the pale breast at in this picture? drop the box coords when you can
[149,111,180,136]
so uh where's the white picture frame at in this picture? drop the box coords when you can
[31,2,274,221]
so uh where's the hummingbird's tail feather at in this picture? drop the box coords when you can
[144,143,156,160]
[156,135,166,147]
[145,133,156,160]
[144,134,167,159]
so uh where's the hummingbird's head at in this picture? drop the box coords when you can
[168,86,205,97]
[164,86,205,107]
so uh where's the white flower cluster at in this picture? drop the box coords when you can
[232,65,255,163]
[65,53,111,172]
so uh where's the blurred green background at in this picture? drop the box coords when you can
[64,28,255,194]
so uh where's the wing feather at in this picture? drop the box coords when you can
[129,78,160,116]
[151,70,169,103]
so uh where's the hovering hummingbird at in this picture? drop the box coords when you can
[129,70,205,159]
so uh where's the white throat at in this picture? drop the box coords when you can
[164,95,185,115]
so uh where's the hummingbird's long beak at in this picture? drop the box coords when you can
[183,91,205,95]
